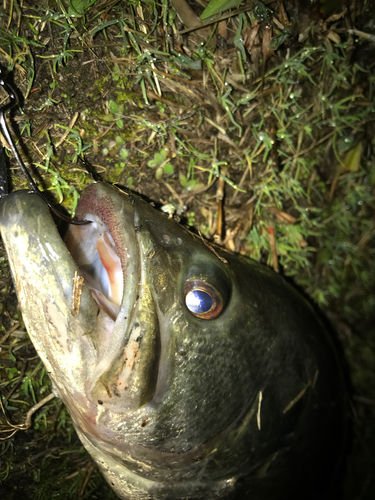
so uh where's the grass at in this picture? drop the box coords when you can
[1,0,375,498]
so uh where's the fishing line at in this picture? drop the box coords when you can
[0,67,90,225]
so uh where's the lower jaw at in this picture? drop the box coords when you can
[78,428,236,500]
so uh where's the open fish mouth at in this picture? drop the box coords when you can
[0,183,156,411]
[61,183,162,410]
[64,206,125,322]
[64,182,141,324]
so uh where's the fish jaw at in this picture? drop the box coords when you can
[0,187,159,429]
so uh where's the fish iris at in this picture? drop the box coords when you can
[186,289,213,314]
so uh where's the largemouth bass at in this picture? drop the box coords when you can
[0,182,345,499]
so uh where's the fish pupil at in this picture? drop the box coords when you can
[186,289,213,314]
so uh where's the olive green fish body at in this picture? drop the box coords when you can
[0,184,345,499]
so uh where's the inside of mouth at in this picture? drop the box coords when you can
[65,216,124,321]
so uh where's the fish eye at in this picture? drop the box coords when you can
[184,280,224,320]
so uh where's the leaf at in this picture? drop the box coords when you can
[7,367,18,380]
[163,163,174,174]
[270,207,296,225]
[68,0,88,17]
[172,53,202,70]
[200,0,243,21]
[254,2,272,22]
[147,159,158,168]
[120,148,129,160]
[269,28,292,50]
[160,148,169,160]
[148,151,167,168]
[156,167,164,179]
[180,173,187,186]
[341,142,363,172]
[262,21,274,65]
[102,113,114,122]
[234,14,247,62]
[186,179,196,190]
[285,225,308,248]
[170,0,202,28]
[90,19,121,38]
[109,100,119,114]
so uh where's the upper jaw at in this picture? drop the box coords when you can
[0,184,160,414]
[0,189,101,398]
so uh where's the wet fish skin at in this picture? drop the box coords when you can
[0,183,345,499]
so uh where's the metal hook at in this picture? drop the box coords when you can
[78,155,101,182]
[0,67,90,225]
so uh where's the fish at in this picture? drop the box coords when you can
[0,179,346,499]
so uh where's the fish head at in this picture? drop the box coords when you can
[0,183,345,499]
